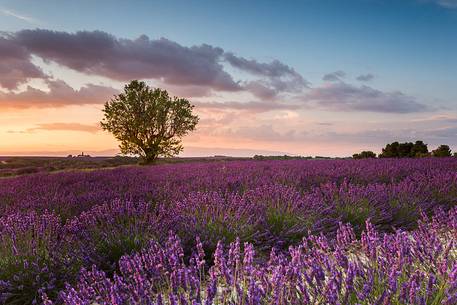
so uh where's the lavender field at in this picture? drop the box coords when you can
[1,158,456,304]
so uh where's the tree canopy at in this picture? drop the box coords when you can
[101,80,199,163]
[379,141,429,158]
[353,151,377,159]
[432,145,452,157]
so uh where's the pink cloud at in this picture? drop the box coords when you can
[0,80,118,109]
[26,122,100,133]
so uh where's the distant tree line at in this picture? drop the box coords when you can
[253,155,313,160]
[253,155,353,160]
[352,151,377,159]
[379,141,429,158]
[353,141,455,159]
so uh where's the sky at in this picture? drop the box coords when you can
[0,0,456,157]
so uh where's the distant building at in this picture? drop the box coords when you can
[76,152,91,158]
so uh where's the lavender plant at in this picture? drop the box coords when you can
[0,158,455,304]
[56,208,457,305]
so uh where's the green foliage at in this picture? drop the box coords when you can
[190,219,257,262]
[337,199,372,233]
[204,220,238,245]
[0,156,139,178]
[101,80,199,164]
[180,201,257,258]
[432,144,452,157]
[253,155,313,160]
[379,140,429,158]
[410,140,428,156]
[379,141,399,158]
[94,235,146,274]
[0,215,78,305]
[352,151,376,159]
[265,207,311,246]
[80,211,158,275]
[389,199,419,229]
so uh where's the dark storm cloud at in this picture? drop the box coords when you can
[304,82,431,113]
[322,70,346,82]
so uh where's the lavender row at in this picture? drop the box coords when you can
[52,208,457,305]
[0,203,454,305]
[1,158,456,218]
[1,158,456,303]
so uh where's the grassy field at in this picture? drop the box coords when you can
[0,155,252,177]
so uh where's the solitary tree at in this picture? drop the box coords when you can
[101,80,199,164]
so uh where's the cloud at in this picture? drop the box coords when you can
[208,120,457,148]
[227,124,297,142]
[224,52,309,98]
[180,146,290,157]
[161,84,213,98]
[0,8,40,24]
[303,82,431,113]
[418,0,457,9]
[224,52,306,81]
[325,126,457,147]
[315,122,333,126]
[198,112,238,127]
[196,80,431,114]
[0,79,118,109]
[322,70,346,82]
[195,100,300,113]
[411,114,457,123]
[356,73,374,82]
[27,122,100,133]
[12,29,242,92]
[243,81,278,100]
[433,0,457,9]
[0,35,47,89]
[1,29,430,117]
[6,29,312,99]
[426,126,457,138]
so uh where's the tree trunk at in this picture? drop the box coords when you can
[140,148,158,165]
